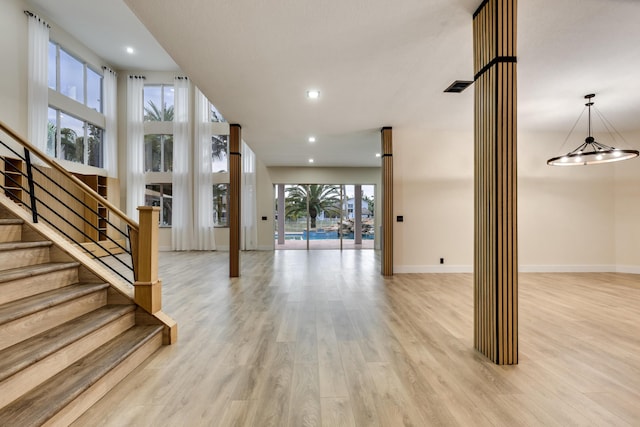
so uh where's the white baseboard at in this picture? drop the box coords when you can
[519,265,616,273]
[394,265,473,273]
[614,265,640,274]
[159,246,228,252]
[394,264,640,274]
[257,245,274,251]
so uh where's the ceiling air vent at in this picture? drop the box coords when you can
[444,80,473,93]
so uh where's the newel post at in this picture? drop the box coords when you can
[134,206,162,314]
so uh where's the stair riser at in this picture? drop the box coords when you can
[0,311,135,408]
[0,225,21,243]
[0,247,50,271]
[0,291,107,352]
[43,330,163,427]
[0,268,79,306]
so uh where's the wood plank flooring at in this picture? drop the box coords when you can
[73,251,640,426]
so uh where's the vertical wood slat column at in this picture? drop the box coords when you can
[472,0,518,365]
[229,124,241,277]
[381,127,393,276]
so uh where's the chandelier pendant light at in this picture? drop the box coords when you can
[547,94,639,166]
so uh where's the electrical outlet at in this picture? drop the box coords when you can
[440,258,444,264]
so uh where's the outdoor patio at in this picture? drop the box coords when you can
[274,238,375,250]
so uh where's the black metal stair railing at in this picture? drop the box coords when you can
[0,138,136,285]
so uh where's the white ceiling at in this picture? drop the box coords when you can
[26,0,640,167]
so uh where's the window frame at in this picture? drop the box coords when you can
[145,183,173,227]
[213,183,229,228]
[48,40,103,113]
[143,84,174,122]
[47,106,104,168]
[144,134,174,173]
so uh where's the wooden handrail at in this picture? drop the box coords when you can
[0,119,138,231]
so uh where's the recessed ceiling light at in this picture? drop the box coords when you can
[126,46,135,54]
[308,136,316,143]
[308,158,314,163]
[306,90,320,99]
[375,153,381,157]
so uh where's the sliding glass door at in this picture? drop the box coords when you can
[275,183,375,250]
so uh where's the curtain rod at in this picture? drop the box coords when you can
[102,66,117,76]
[24,10,51,28]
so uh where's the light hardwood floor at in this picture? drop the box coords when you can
[73,250,640,426]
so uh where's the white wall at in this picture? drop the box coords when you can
[614,130,640,272]
[256,157,275,250]
[392,127,633,273]
[393,128,474,272]
[0,0,29,138]
[518,131,616,271]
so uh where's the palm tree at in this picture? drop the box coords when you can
[144,100,174,121]
[87,124,103,167]
[47,121,57,156]
[60,127,83,163]
[285,184,341,229]
[211,135,227,169]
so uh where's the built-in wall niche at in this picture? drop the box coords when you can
[0,156,119,244]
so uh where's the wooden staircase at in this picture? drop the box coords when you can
[0,210,165,425]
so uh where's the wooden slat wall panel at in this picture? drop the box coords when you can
[229,124,241,277]
[472,0,518,365]
[381,127,393,276]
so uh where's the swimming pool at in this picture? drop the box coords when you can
[275,230,374,240]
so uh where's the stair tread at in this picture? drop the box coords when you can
[0,240,52,252]
[0,261,80,284]
[0,283,109,326]
[0,219,22,225]
[0,325,163,426]
[0,304,136,383]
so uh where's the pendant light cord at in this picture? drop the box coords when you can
[587,100,592,138]
[556,106,587,155]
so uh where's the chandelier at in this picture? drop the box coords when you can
[547,94,639,166]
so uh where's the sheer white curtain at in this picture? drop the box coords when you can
[193,88,216,250]
[242,141,257,250]
[172,77,192,250]
[26,11,49,154]
[126,76,145,221]
[102,67,118,177]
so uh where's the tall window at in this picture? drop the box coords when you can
[47,107,104,167]
[144,85,174,121]
[48,41,102,112]
[212,135,228,173]
[213,184,228,227]
[47,41,104,167]
[145,184,172,226]
[144,134,173,172]
[210,103,225,122]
